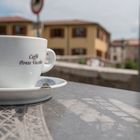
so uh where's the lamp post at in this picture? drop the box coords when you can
[30,0,52,101]
[31,0,44,37]
[36,14,40,37]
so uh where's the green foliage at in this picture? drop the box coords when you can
[78,59,86,65]
[124,60,138,70]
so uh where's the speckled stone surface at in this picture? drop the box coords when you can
[0,82,140,140]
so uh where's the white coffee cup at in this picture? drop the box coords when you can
[0,35,56,88]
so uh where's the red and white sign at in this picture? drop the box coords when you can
[31,0,44,14]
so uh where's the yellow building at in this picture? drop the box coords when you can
[0,16,110,59]
[42,20,110,59]
[0,16,36,36]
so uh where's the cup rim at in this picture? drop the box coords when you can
[0,35,47,41]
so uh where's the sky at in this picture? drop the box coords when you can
[0,0,139,40]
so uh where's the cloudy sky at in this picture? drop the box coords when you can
[0,0,139,39]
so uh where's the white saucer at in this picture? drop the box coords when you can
[0,76,67,105]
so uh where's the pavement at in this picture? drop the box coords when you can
[0,82,140,140]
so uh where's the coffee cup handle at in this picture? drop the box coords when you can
[41,48,56,73]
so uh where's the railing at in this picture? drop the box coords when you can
[46,61,138,91]
[56,55,115,67]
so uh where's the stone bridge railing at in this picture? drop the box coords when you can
[45,62,138,91]
[56,55,114,67]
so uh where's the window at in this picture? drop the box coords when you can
[52,48,64,55]
[72,27,87,37]
[0,26,7,35]
[96,50,102,57]
[72,48,86,55]
[12,25,27,35]
[50,28,64,38]
[113,55,117,61]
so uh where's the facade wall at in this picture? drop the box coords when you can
[109,40,139,64]
[0,19,109,60]
[27,24,36,36]
[43,24,109,59]
[125,46,138,62]
[68,25,95,56]
[95,39,108,59]
[109,47,125,64]
[42,25,68,55]
[0,22,35,36]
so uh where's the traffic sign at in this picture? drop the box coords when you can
[31,0,44,14]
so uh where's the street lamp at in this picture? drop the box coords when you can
[31,0,44,37]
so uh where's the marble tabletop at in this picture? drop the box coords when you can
[0,82,140,140]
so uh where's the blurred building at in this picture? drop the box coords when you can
[125,39,139,62]
[109,39,139,64]
[0,16,110,60]
[0,16,36,36]
[109,40,126,64]
[42,19,110,59]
